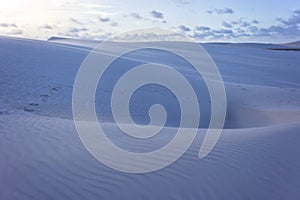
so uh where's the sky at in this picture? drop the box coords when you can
[0,0,299,43]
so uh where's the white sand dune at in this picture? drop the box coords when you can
[1,36,300,199]
[1,113,300,199]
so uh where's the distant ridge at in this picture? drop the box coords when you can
[46,36,300,51]
[47,36,101,48]
[283,40,300,47]
[268,40,300,51]
[206,40,300,51]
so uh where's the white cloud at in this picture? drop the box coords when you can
[0,23,17,28]
[99,17,110,23]
[178,25,191,32]
[150,10,164,19]
[131,13,142,20]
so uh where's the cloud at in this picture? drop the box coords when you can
[172,0,193,5]
[193,31,218,40]
[59,28,113,40]
[193,10,300,41]
[0,23,23,36]
[110,21,118,27]
[248,10,300,39]
[43,24,53,30]
[69,27,88,33]
[112,32,186,42]
[277,10,300,27]
[126,12,166,24]
[193,27,235,40]
[254,25,299,38]
[195,26,210,31]
[248,25,259,32]
[3,29,23,35]
[222,19,258,29]
[99,17,110,22]
[213,29,233,34]
[99,17,118,27]
[0,23,17,28]
[131,12,142,20]
[222,21,232,28]
[150,10,164,19]
[207,8,234,14]
[178,24,191,32]
[70,18,84,25]
[241,21,251,27]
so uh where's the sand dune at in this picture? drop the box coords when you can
[1,36,300,199]
[1,112,299,199]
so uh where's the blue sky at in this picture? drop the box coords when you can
[0,0,299,42]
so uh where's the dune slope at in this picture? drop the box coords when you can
[0,36,300,199]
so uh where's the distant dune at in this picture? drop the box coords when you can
[48,36,300,51]
[48,36,101,49]
[283,40,300,47]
